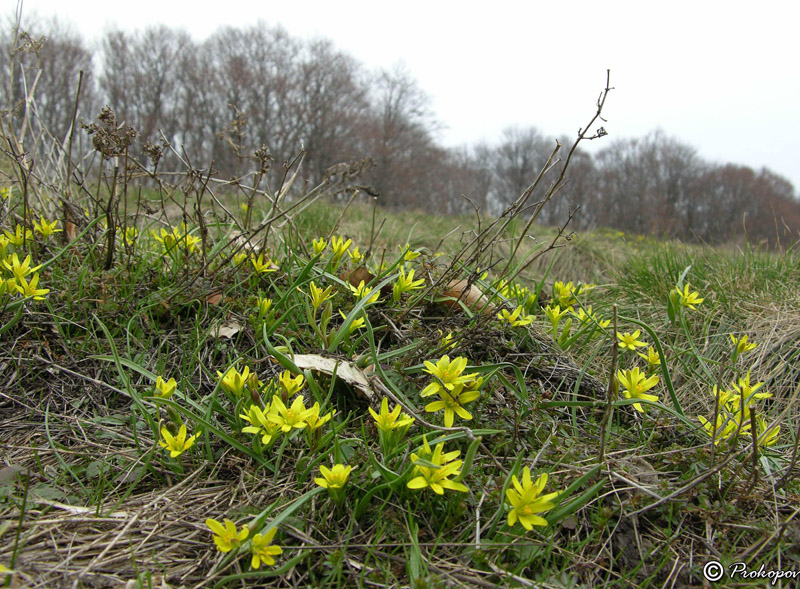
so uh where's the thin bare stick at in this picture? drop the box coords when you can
[599,304,619,463]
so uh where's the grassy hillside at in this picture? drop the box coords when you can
[1,182,799,588]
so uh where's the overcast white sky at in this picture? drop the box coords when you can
[15,0,800,193]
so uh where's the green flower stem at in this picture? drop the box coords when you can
[678,310,716,382]
[273,434,290,482]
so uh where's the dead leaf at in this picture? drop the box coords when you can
[27,495,128,518]
[291,354,374,401]
[0,465,27,486]
[341,266,374,288]
[206,292,223,305]
[440,279,495,314]
[216,320,242,339]
[65,220,78,241]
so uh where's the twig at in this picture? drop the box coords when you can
[599,305,619,463]
[742,405,760,495]
[626,446,749,517]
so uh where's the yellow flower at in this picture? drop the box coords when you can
[392,266,425,302]
[348,246,364,264]
[0,186,11,200]
[314,464,354,489]
[182,233,201,253]
[308,281,334,311]
[708,384,737,407]
[369,397,415,433]
[33,216,61,238]
[330,236,352,259]
[544,304,568,330]
[205,518,249,553]
[637,346,662,369]
[232,252,247,267]
[0,277,18,297]
[506,468,559,530]
[167,222,199,253]
[240,403,281,445]
[757,417,780,447]
[420,355,478,398]
[154,376,177,399]
[250,527,282,569]
[439,330,457,350]
[152,224,199,252]
[728,371,772,411]
[698,413,740,445]
[498,305,535,327]
[3,253,41,282]
[349,280,379,304]
[254,296,272,319]
[15,273,50,300]
[617,330,648,352]
[159,424,197,458]
[278,370,305,397]
[674,283,704,311]
[616,367,660,412]
[217,366,252,397]
[553,281,576,309]
[407,437,468,495]
[400,243,421,262]
[123,227,138,246]
[251,252,277,274]
[153,227,178,252]
[338,309,365,332]
[494,279,510,298]
[571,306,610,329]
[507,282,529,301]
[305,403,336,434]
[267,395,315,432]
[4,224,33,247]
[424,378,483,427]
[312,237,327,255]
[730,334,757,356]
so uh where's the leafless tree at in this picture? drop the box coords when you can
[292,38,370,185]
[100,26,191,145]
[362,64,440,208]
[1,14,95,144]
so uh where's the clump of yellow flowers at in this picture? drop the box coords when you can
[420,355,483,427]
[407,436,468,495]
[0,252,50,301]
[698,371,779,448]
[232,370,336,450]
[205,518,282,570]
[152,222,200,255]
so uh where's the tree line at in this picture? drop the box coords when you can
[3,15,799,245]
